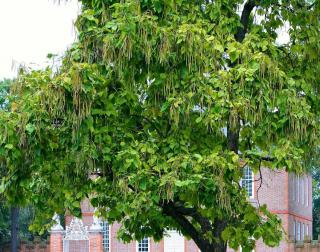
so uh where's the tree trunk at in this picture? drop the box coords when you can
[200,243,227,252]
[10,206,19,252]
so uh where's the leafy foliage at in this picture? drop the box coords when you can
[313,167,320,238]
[0,79,10,110]
[0,79,47,247]
[0,202,10,245]
[0,203,43,247]
[1,1,320,251]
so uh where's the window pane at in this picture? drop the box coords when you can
[242,166,254,198]
[102,222,110,252]
[138,238,149,252]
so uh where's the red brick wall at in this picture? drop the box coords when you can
[254,168,289,212]
[66,240,89,252]
[61,169,313,252]
[3,242,50,252]
[252,169,313,251]
[89,232,104,252]
[50,232,63,252]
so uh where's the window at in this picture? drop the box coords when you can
[306,178,309,207]
[292,175,295,201]
[297,175,300,203]
[306,225,309,236]
[301,177,304,205]
[293,221,296,239]
[242,166,254,198]
[297,222,301,240]
[102,221,110,252]
[302,223,305,240]
[137,238,149,252]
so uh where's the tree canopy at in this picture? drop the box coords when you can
[1,1,320,251]
[313,166,320,238]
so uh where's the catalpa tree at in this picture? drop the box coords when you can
[1,0,320,251]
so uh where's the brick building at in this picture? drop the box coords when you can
[50,168,314,252]
[241,168,313,252]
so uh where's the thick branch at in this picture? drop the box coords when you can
[235,0,257,42]
[162,201,213,251]
[162,201,227,252]
[297,1,316,10]
[228,1,258,152]
[227,116,240,153]
[241,154,275,162]
[173,201,213,233]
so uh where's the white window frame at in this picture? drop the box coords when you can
[306,177,309,207]
[301,177,304,205]
[296,175,300,202]
[102,221,111,252]
[297,222,301,240]
[292,174,295,201]
[241,166,254,199]
[136,237,150,252]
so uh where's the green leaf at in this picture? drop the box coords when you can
[5,144,13,150]
[26,123,35,134]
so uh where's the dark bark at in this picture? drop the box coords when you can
[227,116,240,153]
[235,0,257,43]
[228,0,257,153]
[162,201,227,252]
[10,207,19,252]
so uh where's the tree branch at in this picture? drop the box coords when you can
[165,201,213,233]
[162,201,213,251]
[241,154,275,162]
[235,0,257,42]
[256,160,263,208]
[297,1,316,10]
[162,200,227,251]
[227,115,240,153]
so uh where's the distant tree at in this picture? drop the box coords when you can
[313,168,320,239]
[0,201,10,249]
[0,79,19,252]
[0,79,10,110]
[1,1,320,252]
[0,79,41,251]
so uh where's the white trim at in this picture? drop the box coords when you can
[296,175,300,202]
[102,221,111,252]
[64,218,89,240]
[163,229,185,252]
[241,166,254,199]
[301,176,304,205]
[306,176,309,207]
[297,222,301,240]
[292,174,295,201]
[136,237,150,252]
[250,168,254,199]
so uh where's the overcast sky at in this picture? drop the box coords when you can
[0,0,80,80]
[0,1,289,80]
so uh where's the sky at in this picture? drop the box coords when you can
[0,1,289,80]
[0,0,80,79]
